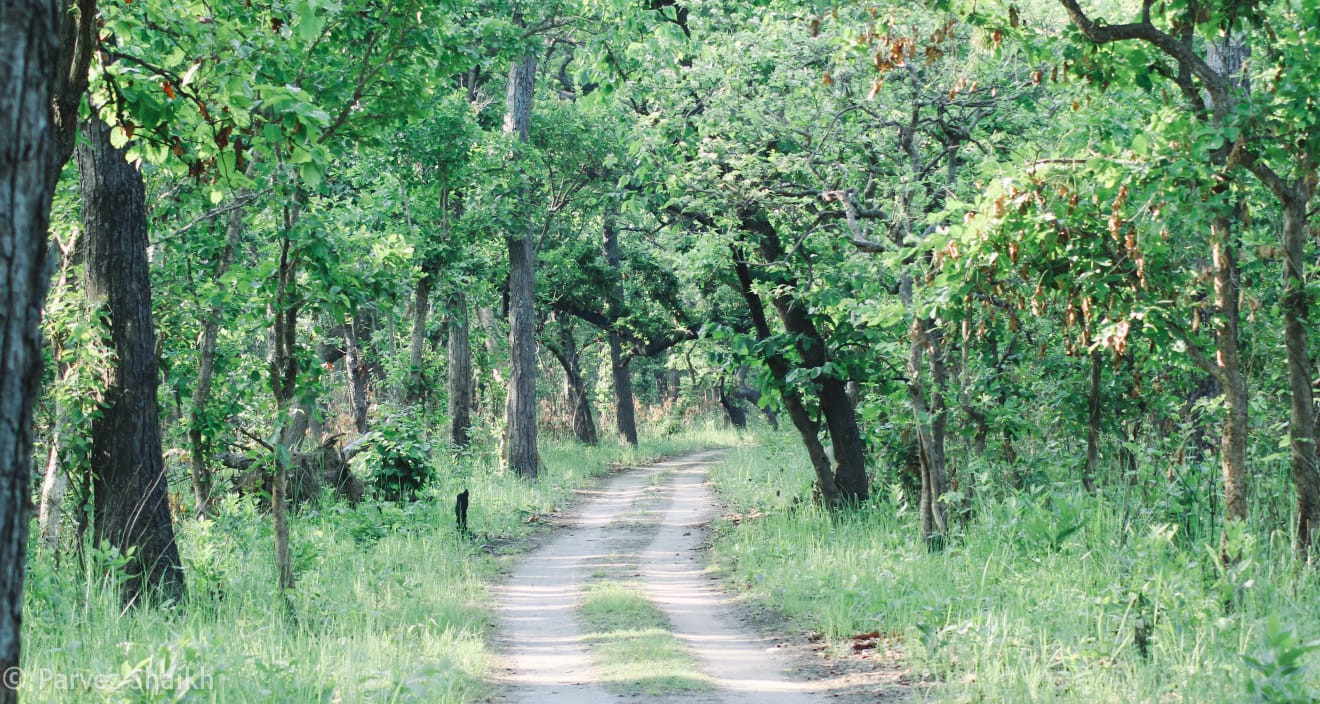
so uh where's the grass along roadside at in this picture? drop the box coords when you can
[579,580,713,695]
[706,432,1320,703]
[20,420,743,703]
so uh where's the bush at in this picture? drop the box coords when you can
[362,414,435,501]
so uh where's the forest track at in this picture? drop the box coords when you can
[489,449,905,704]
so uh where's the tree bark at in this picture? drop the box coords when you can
[502,50,540,478]
[601,207,639,445]
[78,116,186,606]
[447,291,473,447]
[3,2,93,696]
[406,272,431,404]
[1084,350,1101,493]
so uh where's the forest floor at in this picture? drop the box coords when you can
[487,449,907,704]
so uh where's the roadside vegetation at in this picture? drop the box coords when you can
[20,424,736,703]
[710,431,1320,704]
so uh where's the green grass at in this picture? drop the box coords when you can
[19,418,743,703]
[707,432,1320,704]
[578,580,713,695]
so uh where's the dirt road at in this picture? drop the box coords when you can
[490,449,902,704]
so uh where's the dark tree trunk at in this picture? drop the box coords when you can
[344,318,369,433]
[718,382,748,429]
[189,197,246,516]
[406,272,431,404]
[745,218,869,504]
[3,3,92,696]
[1084,350,1102,492]
[1280,192,1320,556]
[503,50,540,478]
[732,247,843,509]
[551,315,598,445]
[600,206,638,447]
[448,291,473,448]
[78,116,186,606]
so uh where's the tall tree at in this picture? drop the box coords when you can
[77,115,187,605]
[2,1,94,698]
[502,47,541,477]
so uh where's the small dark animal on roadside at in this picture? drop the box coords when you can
[455,489,470,535]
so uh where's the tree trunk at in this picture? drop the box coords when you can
[189,197,246,517]
[448,291,473,447]
[502,50,540,478]
[1210,223,1249,526]
[406,272,431,403]
[38,441,68,553]
[718,381,748,429]
[1083,350,1101,492]
[553,316,597,445]
[344,318,369,433]
[1280,192,1320,556]
[3,2,89,696]
[908,314,950,550]
[601,207,639,445]
[78,116,186,606]
[732,247,842,509]
[746,217,869,504]
[269,226,304,594]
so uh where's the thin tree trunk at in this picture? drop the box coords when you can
[503,49,540,478]
[1210,223,1249,526]
[902,277,948,549]
[269,225,304,594]
[189,198,246,516]
[406,272,431,403]
[78,115,186,606]
[1084,350,1101,492]
[1280,193,1320,556]
[554,316,598,444]
[448,291,473,447]
[38,440,67,553]
[601,207,639,445]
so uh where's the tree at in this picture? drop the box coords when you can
[77,115,187,605]
[1055,0,1320,555]
[1,1,94,699]
[502,44,541,477]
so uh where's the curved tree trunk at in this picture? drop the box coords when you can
[746,218,868,504]
[448,291,473,447]
[78,116,186,606]
[502,49,540,478]
[732,247,842,509]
